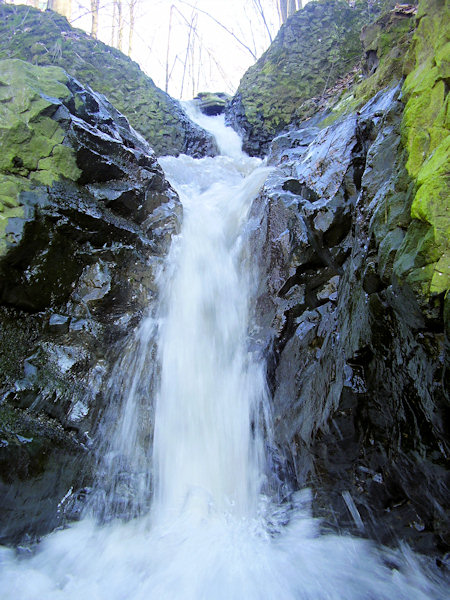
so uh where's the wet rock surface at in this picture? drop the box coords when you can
[248,85,448,563]
[0,60,181,545]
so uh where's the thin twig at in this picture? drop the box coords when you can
[177,0,257,60]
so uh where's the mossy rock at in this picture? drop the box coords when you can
[0,57,181,310]
[394,0,450,297]
[326,0,449,300]
[194,92,230,115]
[320,5,417,127]
[0,4,216,157]
[0,59,81,256]
[227,0,397,155]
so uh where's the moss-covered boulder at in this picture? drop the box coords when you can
[227,0,394,155]
[0,3,217,157]
[0,60,80,255]
[394,0,449,299]
[193,92,230,115]
[0,58,181,544]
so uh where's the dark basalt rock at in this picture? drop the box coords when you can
[0,60,181,545]
[248,85,448,563]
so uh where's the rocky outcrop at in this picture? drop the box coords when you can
[248,0,448,563]
[0,59,181,544]
[226,0,398,156]
[194,92,230,115]
[0,3,217,158]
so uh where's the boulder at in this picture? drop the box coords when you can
[226,0,397,156]
[0,4,218,158]
[0,58,181,544]
[193,92,231,115]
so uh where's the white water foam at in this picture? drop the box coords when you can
[0,102,446,600]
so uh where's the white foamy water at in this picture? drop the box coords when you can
[0,103,446,600]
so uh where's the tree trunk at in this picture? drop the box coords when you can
[117,0,124,51]
[111,0,117,46]
[165,4,174,93]
[47,0,72,20]
[287,0,296,17]
[90,0,100,39]
[128,0,138,56]
[279,0,288,23]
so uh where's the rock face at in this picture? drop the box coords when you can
[226,0,396,156]
[398,0,449,297]
[0,4,217,158]
[247,0,448,562]
[0,59,181,544]
[0,0,447,570]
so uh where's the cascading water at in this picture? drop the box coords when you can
[0,105,446,600]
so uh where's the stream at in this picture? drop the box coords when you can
[0,105,446,600]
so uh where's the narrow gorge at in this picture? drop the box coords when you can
[0,0,448,597]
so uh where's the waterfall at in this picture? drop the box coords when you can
[153,154,271,523]
[0,106,446,600]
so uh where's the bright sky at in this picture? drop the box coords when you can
[70,0,283,99]
[12,1,311,99]
[136,0,279,98]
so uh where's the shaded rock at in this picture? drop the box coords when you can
[0,4,217,158]
[0,59,181,544]
[194,92,231,115]
[48,314,70,334]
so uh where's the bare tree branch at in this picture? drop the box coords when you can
[177,0,257,60]
[251,0,273,43]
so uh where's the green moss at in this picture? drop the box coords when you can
[396,0,450,297]
[317,7,416,128]
[35,144,81,184]
[394,220,439,278]
[235,0,378,142]
[0,4,204,156]
[0,174,29,256]
[354,13,415,107]
[320,93,361,127]
[0,59,81,254]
